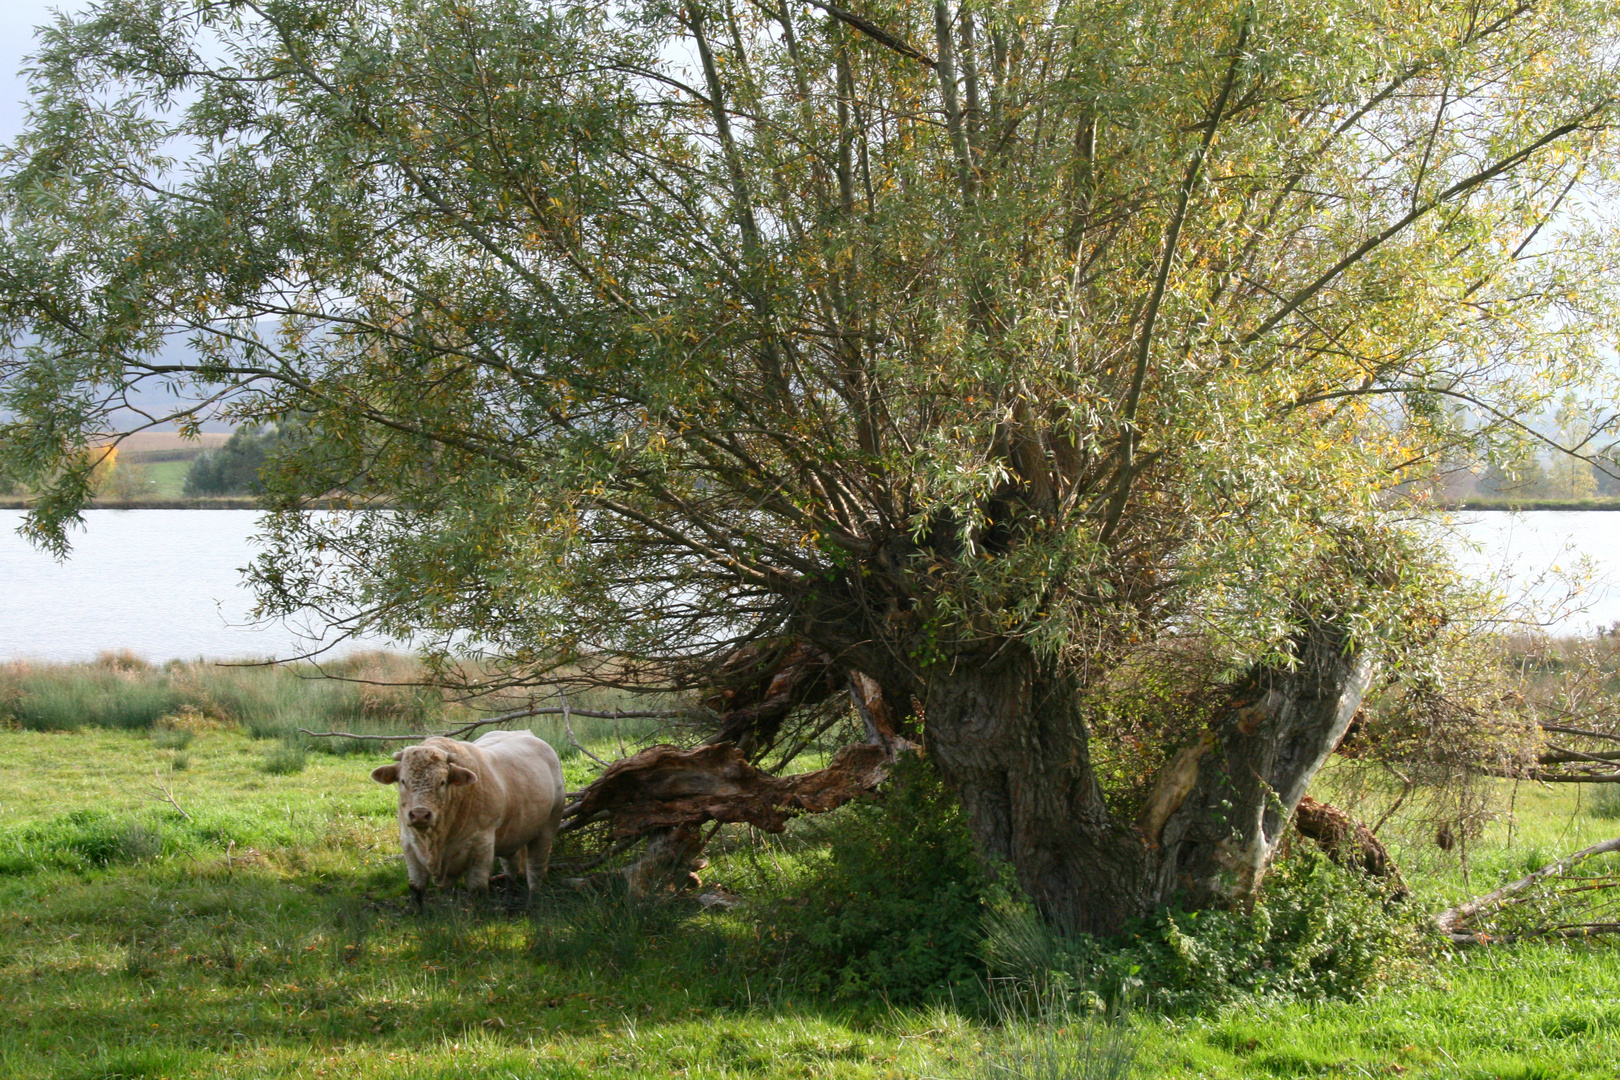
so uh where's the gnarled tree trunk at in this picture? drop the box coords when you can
[923,647,1153,935]
[923,621,1374,935]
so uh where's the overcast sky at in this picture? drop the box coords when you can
[0,1,81,147]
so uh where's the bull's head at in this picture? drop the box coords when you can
[371,743,478,830]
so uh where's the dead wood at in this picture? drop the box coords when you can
[561,737,908,894]
[1292,795,1406,896]
[701,640,844,758]
[563,740,898,838]
[1435,834,1620,943]
[148,766,193,822]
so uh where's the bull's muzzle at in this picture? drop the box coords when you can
[407,807,434,829]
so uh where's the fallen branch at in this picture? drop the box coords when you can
[563,740,897,837]
[298,703,686,743]
[1540,744,1620,765]
[1541,723,1620,744]
[148,766,192,822]
[560,739,903,895]
[1527,770,1620,783]
[1436,835,1620,943]
[557,686,613,769]
[1293,796,1407,896]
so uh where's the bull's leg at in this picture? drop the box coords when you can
[525,830,555,894]
[462,832,497,893]
[404,843,430,913]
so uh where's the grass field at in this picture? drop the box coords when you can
[4,678,1620,1078]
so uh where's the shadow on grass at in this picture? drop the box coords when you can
[0,856,882,1079]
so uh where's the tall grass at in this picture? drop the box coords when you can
[0,653,441,751]
[0,653,684,767]
[1,659,187,731]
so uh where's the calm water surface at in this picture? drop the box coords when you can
[0,509,379,663]
[2,508,1618,663]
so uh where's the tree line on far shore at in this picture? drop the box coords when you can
[0,424,293,500]
[180,425,295,497]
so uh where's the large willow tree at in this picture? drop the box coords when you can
[2,0,1618,930]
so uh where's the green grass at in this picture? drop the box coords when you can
[4,700,1620,1076]
[143,459,193,498]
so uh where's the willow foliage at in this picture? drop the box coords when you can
[1,0,1616,685]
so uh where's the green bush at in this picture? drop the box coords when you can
[260,741,308,775]
[773,753,996,1004]
[983,845,1416,1014]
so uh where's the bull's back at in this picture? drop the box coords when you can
[469,731,565,850]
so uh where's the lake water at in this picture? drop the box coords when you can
[2,508,1619,663]
[0,509,382,664]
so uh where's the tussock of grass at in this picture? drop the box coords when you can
[259,741,308,775]
[151,727,193,750]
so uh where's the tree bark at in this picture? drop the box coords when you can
[923,622,1375,935]
[923,645,1153,934]
[1154,624,1375,911]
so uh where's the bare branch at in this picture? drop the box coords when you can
[802,0,937,68]
[298,704,687,743]
[1437,835,1620,943]
[148,766,193,822]
[558,686,614,769]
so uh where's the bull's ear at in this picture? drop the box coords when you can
[448,765,478,786]
[391,749,406,761]
[371,764,400,785]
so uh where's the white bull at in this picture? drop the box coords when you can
[370,730,565,906]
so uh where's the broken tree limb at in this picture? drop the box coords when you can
[559,731,909,894]
[1292,796,1407,897]
[1541,723,1620,744]
[1435,835,1620,943]
[701,639,843,758]
[563,740,897,838]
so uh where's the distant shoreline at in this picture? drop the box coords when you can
[0,497,378,510]
[1438,499,1620,512]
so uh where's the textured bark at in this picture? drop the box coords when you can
[1155,626,1375,910]
[701,640,842,757]
[1292,795,1406,896]
[563,740,897,838]
[923,646,1152,935]
[924,625,1374,934]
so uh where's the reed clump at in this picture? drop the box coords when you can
[0,653,444,752]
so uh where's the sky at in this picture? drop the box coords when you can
[0,1,79,148]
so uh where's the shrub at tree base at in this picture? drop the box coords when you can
[775,755,996,1004]
[984,846,1418,1014]
[772,754,1416,1010]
